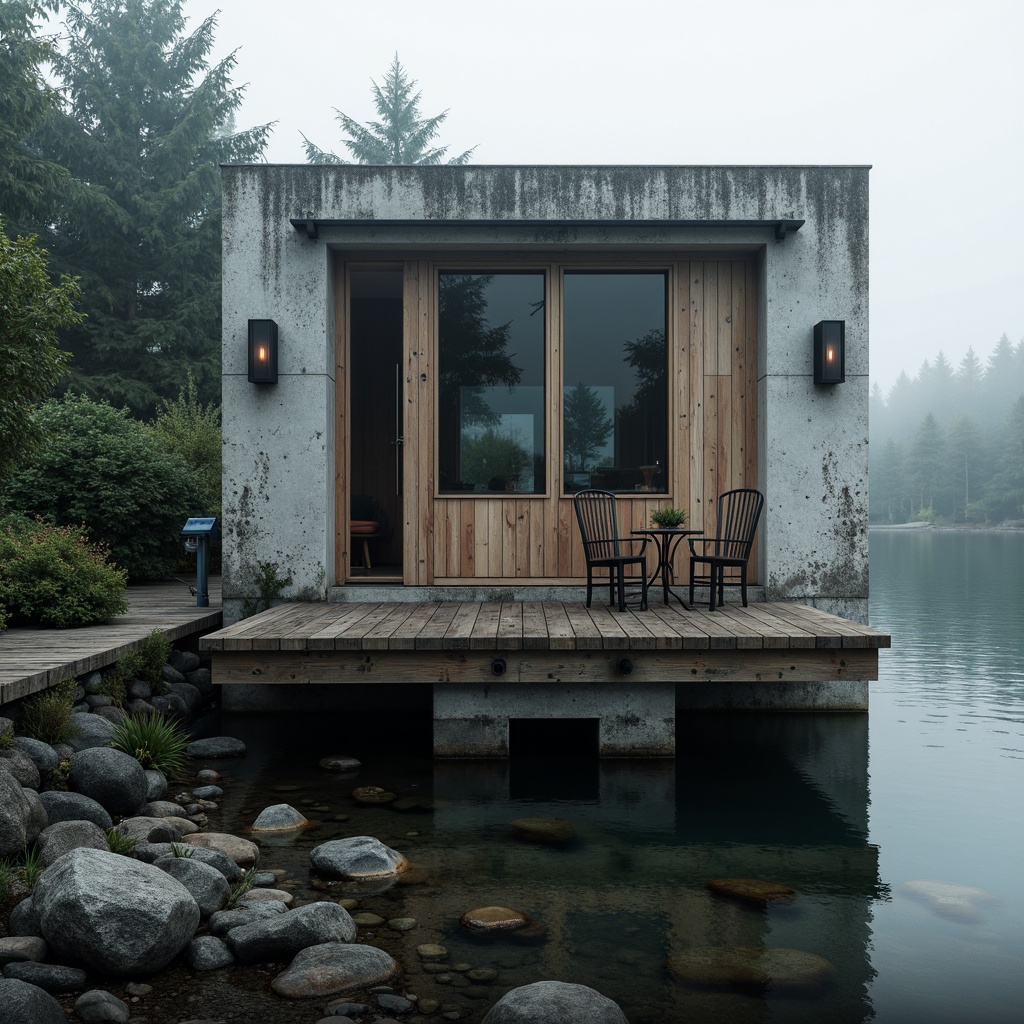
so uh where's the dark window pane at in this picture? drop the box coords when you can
[563,273,668,493]
[438,273,545,494]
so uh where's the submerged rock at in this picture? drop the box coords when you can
[707,878,797,905]
[509,817,576,845]
[666,946,838,992]
[481,981,628,1023]
[460,906,530,932]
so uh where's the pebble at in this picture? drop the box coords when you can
[417,944,448,960]
[352,912,385,927]
[320,755,361,771]
[387,917,417,931]
[467,967,498,983]
[352,786,397,805]
[377,993,413,1013]
[418,998,440,1013]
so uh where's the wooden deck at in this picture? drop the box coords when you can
[0,580,222,705]
[201,599,889,686]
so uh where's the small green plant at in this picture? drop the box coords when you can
[0,728,12,751]
[105,828,139,856]
[138,630,171,687]
[19,846,43,891]
[22,676,77,746]
[110,711,189,778]
[170,843,194,858]
[0,859,12,905]
[650,506,688,528]
[42,758,71,791]
[226,866,258,908]
[241,561,293,618]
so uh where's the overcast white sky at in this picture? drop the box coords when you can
[178,0,1023,393]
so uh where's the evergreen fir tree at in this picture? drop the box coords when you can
[302,54,475,165]
[31,0,272,418]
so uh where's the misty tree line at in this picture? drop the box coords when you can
[2,1,469,426]
[869,335,1024,524]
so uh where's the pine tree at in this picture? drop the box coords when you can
[31,0,272,418]
[302,54,475,165]
[564,383,613,474]
[0,1,68,232]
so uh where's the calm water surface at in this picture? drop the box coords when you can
[206,531,1024,1023]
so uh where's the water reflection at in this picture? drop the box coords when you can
[209,710,881,1023]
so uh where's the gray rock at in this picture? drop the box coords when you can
[9,897,42,938]
[0,763,34,858]
[39,790,113,830]
[126,678,152,701]
[226,902,357,965]
[252,803,309,831]
[21,788,47,846]
[181,831,258,867]
[170,649,201,674]
[82,672,104,694]
[92,706,127,726]
[85,693,114,709]
[111,815,189,844]
[208,900,287,936]
[140,799,189,818]
[127,698,154,718]
[12,736,58,776]
[37,819,109,867]
[310,836,408,879]
[148,695,172,716]
[163,691,191,721]
[72,686,86,702]
[52,742,74,761]
[154,856,231,916]
[33,847,201,978]
[161,664,187,687]
[0,747,40,789]
[270,942,398,999]
[70,747,147,817]
[192,784,223,799]
[168,682,204,716]
[2,960,88,993]
[185,935,235,972]
[71,702,90,714]
[0,716,14,740]
[251,870,278,887]
[481,981,629,1024]
[186,667,213,693]
[186,736,247,758]
[377,993,414,1012]
[75,989,131,1023]
[184,844,242,882]
[0,977,67,1024]
[0,936,47,965]
[144,769,168,802]
[65,713,116,751]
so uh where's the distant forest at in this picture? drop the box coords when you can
[869,334,1024,524]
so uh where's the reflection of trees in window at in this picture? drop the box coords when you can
[564,383,613,473]
[618,328,668,467]
[460,427,532,491]
[438,274,521,426]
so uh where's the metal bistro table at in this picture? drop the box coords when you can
[632,527,704,609]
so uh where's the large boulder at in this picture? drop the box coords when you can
[270,942,399,999]
[225,902,357,965]
[33,847,200,977]
[21,788,48,846]
[0,977,67,1024]
[12,737,59,776]
[37,819,109,867]
[0,763,34,858]
[38,790,112,831]
[0,747,40,789]
[154,856,231,917]
[65,714,116,751]
[69,747,147,817]
[481,981,629,1023]
[309,836,408,879]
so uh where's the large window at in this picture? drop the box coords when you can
[437,272,545,494]
[563,272,668,493]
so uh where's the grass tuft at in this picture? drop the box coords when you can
[22,676,77,745]
[105,828,139,856]
[110,710,189,779]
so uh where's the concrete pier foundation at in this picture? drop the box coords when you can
[432,682,676,758]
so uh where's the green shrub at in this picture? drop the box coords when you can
[19,846,43,891]
[42,758,71,791]
[0,394,205,580]
[22,677,77,746]
[110,710,188,778]
[138,630,171,687]
[0,859,11,905]
[241,560,293,618]
[0,516,127,629]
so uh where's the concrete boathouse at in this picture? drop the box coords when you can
[202,164,888,755]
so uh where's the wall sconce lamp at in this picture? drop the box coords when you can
[248,319,278,384]
[813,320,845,385]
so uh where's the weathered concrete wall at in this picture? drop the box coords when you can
[221,164,869,624]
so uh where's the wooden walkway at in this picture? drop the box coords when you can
[202,599,889,687]
[0,580,222,705]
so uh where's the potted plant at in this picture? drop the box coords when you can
[650,506,687,528]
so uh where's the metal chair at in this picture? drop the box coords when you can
[573,489,649,612]
[688,488,764,611]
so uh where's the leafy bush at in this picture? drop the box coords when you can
[0,394,205,580]
[110,711,188,778]
[138,630,171,687]
[241,561,293,618]
[0,515,127,628]
[22,677,77,746]
[42,758,71,792]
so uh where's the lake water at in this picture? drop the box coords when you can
[204,530,1024,1023]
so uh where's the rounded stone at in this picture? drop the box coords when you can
[182,830,260,868]
[0,977,68,1024]
[74,989,131,1023]
[320,755,361,771]
[64,714,116,752]
[270,942,399,999]
[481,981,628,1023]
[417,943,448,960]
[666,946,839,992]
[154,856,231,916]
[186,736,247,758]
[351,786,396,805]
[387,917,417,931]
[37,819,109,867]
[460,906,530,932]
[38,790,112,831]
[252,803,309,831]
[351,912,385,927]
[707,878,797,904]
[12,737,59,776]
[310,836,409,880]
[69,746,147,816]
[509,817,576,845]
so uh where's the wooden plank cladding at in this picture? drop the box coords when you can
[202,600,889,687]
